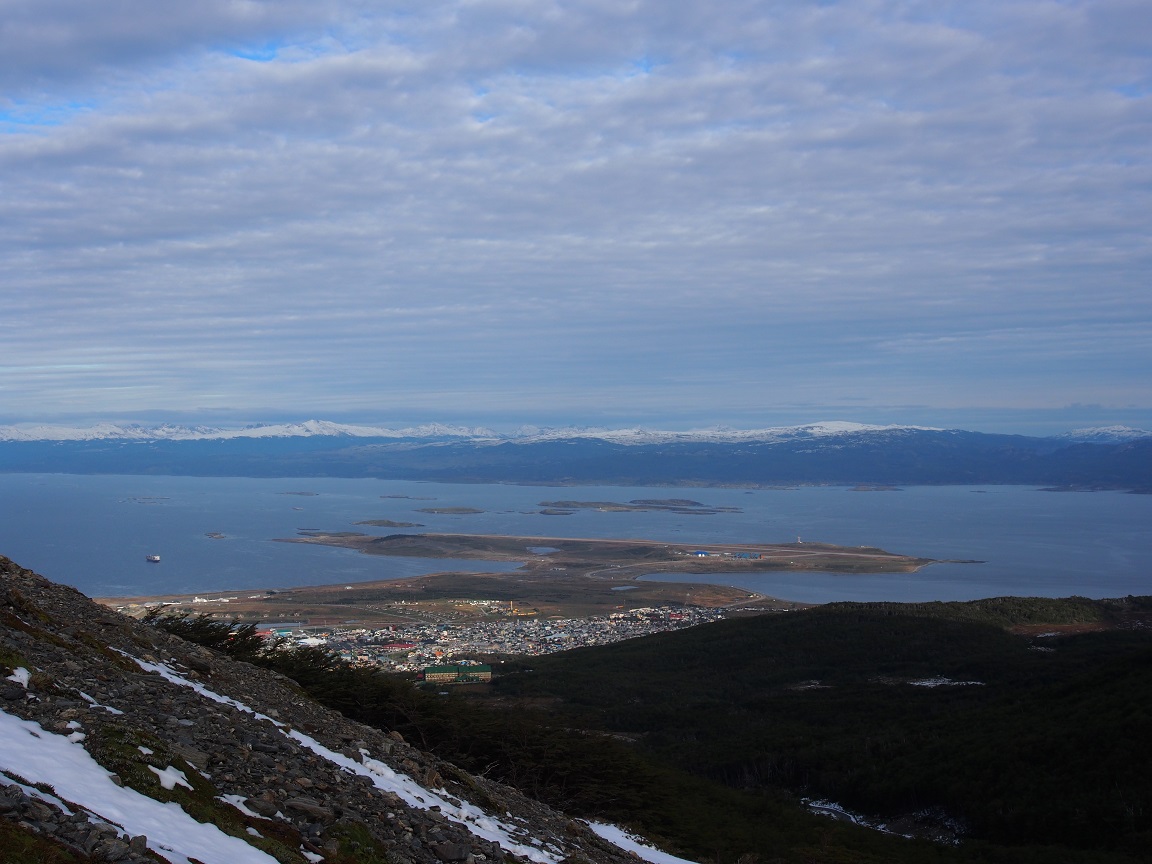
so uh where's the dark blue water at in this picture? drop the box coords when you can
[0,475,1148,601]
[0,475,521,596]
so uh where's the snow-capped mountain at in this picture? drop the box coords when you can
[504,422,944,446]
[1051,426,1152,444]
[0,420,494,442]
[0,420,939,445]
[1,420,1148,488]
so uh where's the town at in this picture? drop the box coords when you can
[263,604,731,672]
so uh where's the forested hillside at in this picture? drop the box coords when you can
[162,596,1152,863]
[489,597,1152,857]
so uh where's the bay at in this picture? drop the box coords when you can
[0,474,1148,602]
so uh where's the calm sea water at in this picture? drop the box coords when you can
[0,474,1148,602]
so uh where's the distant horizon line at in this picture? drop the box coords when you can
[1,417,1150,443]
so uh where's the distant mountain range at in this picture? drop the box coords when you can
[1,420,1150,489]
[0,419,496,442]
[4,419,1151,445]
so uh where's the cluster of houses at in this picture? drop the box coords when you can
[248,605,731,672]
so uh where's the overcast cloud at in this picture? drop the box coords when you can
[2,0,1150,432]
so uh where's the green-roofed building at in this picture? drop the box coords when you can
[420,664,493,684]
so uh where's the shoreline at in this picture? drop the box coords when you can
[96,533,930,620]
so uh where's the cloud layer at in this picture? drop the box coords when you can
[2,0,1150,430]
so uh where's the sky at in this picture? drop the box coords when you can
[2,0,1150,434]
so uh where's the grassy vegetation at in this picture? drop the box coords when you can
[0,819,94,864]
[0,645,26,676]
[323,821,397,864]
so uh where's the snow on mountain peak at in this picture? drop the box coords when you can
[0,419,946,444]
[503,422,942,445]
[0,420,495,442]
[8,420,1152,446]
[1054,426,1152,443]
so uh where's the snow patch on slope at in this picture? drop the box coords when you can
[0,708,280,864]
[587,822,699,864]
[5,667,31,688]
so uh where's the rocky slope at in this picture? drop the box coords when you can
[0,556,651,864]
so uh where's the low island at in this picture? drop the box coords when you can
[263,531,933,617]
[283,530,929,574]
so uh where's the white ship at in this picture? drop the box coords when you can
[145,554,161,563]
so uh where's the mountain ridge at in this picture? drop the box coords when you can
[0,421,497,443]
[1,421,1150,489]
[4,419,1150,444]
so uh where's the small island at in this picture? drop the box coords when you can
[355,519,426,528]
[538,499,741,514]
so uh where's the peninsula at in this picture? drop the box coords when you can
[104,534,932,628]
[281,530,931,576]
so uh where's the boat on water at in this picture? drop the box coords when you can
[145,555,161,563]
